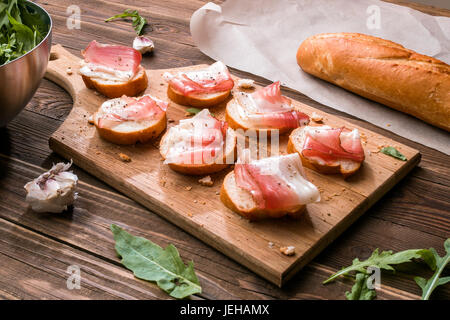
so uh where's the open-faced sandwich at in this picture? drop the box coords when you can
[163,61,234,108]
[160,109,237,175]
[226,81,310,134]
[288,125,365,178]
[221,149,320,220]
[80,41,148,98]
[93,95,167,145]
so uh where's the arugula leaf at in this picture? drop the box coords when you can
[380,146,407,161]
[186,108,202,115]
[324,248,435,284]
[414,239,450,300]
[345,272,376,300]
[0,0,49,66]
[111,224,202,299]
[105,9,148,35]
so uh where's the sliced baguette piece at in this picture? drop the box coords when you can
[160,127,237,175]
[226,98,293,135]
[82,66,148,99]
[287,127,362,178]
[167,84,231,108]
[93,97,166,145]
[220,171,305,221]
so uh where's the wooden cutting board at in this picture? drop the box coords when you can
[45,44,420,286]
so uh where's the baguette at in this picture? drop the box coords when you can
[167,84,231,108]
[220,172,305,221]
[287,127,362,178]
[160,128,236,175]
[297,33,450,131]
[82,66,148,99]
[93,95,167,145]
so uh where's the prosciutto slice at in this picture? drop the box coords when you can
[164,61,234,96]
[235,151,320,212]
[82,41,142,75]
[97,95,167,129]
[237,81,310,129]
[302,126,365,164]
[163,109,228,165]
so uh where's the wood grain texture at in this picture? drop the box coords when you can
[0,0,448,299]
[45,45,420,286]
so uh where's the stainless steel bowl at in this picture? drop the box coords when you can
[0,1,52,127]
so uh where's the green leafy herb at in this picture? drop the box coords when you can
[345,272,377,300]
[380,146,407,161]
[111,224,202,299]
[324,248,435,284]
[186,108,214,117]
[0,0,49,66]
[186,108,202,115]
[414,239,450,300]
[105,9,148,35]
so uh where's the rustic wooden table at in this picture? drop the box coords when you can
[0,0,449,300]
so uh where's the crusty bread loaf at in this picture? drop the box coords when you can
[220,171,305,221]
[287,127,362,178]
[167,84,231,108]
[297,33,450,132]
[159,128,237,175]
[82,66,148,99]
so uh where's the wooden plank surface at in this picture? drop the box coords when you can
[45,44,420,286]
[0,0,449,299]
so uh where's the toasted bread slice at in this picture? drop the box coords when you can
[160,128,237,175]
[167,84,231,108]
[220,171,305,221]
[82,66,148,99]
[287,127,362,178]
[226,98,294,135]
[93,97,166,145]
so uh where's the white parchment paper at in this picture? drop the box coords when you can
[190,0,450,154]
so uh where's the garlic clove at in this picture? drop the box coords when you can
[24,161,78,213]
[133,36,155,54]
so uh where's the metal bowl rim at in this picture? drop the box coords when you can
[0,0,53,69]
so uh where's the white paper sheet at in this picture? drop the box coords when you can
[190,0,450,155]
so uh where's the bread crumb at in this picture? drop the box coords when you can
[118,153,131,162]
[185,112,193,117]
[268,242,274,249]
[311,112,323,122]
[201,201,207,205]
[193,200,198,204]
[96,151,101,155]
[198,175,214,187]
[187,212,193,218]
[237,79,255,89]
[280,246,295,256]
[386,123,391,127]
[66,67,73,75]
[215,191,220,195]
[87,115,94,125]
[185,186,192,191]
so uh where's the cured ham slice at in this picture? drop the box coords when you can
[82,40,142,75]
[163,62,234,96]
[302,126,365,164]
[236,81,310,129]
[163,109,228,164]
[234,150,320,211]
[97,95,167,129]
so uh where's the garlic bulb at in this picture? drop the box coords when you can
[24,161,78,213]
[133,36,154,54]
